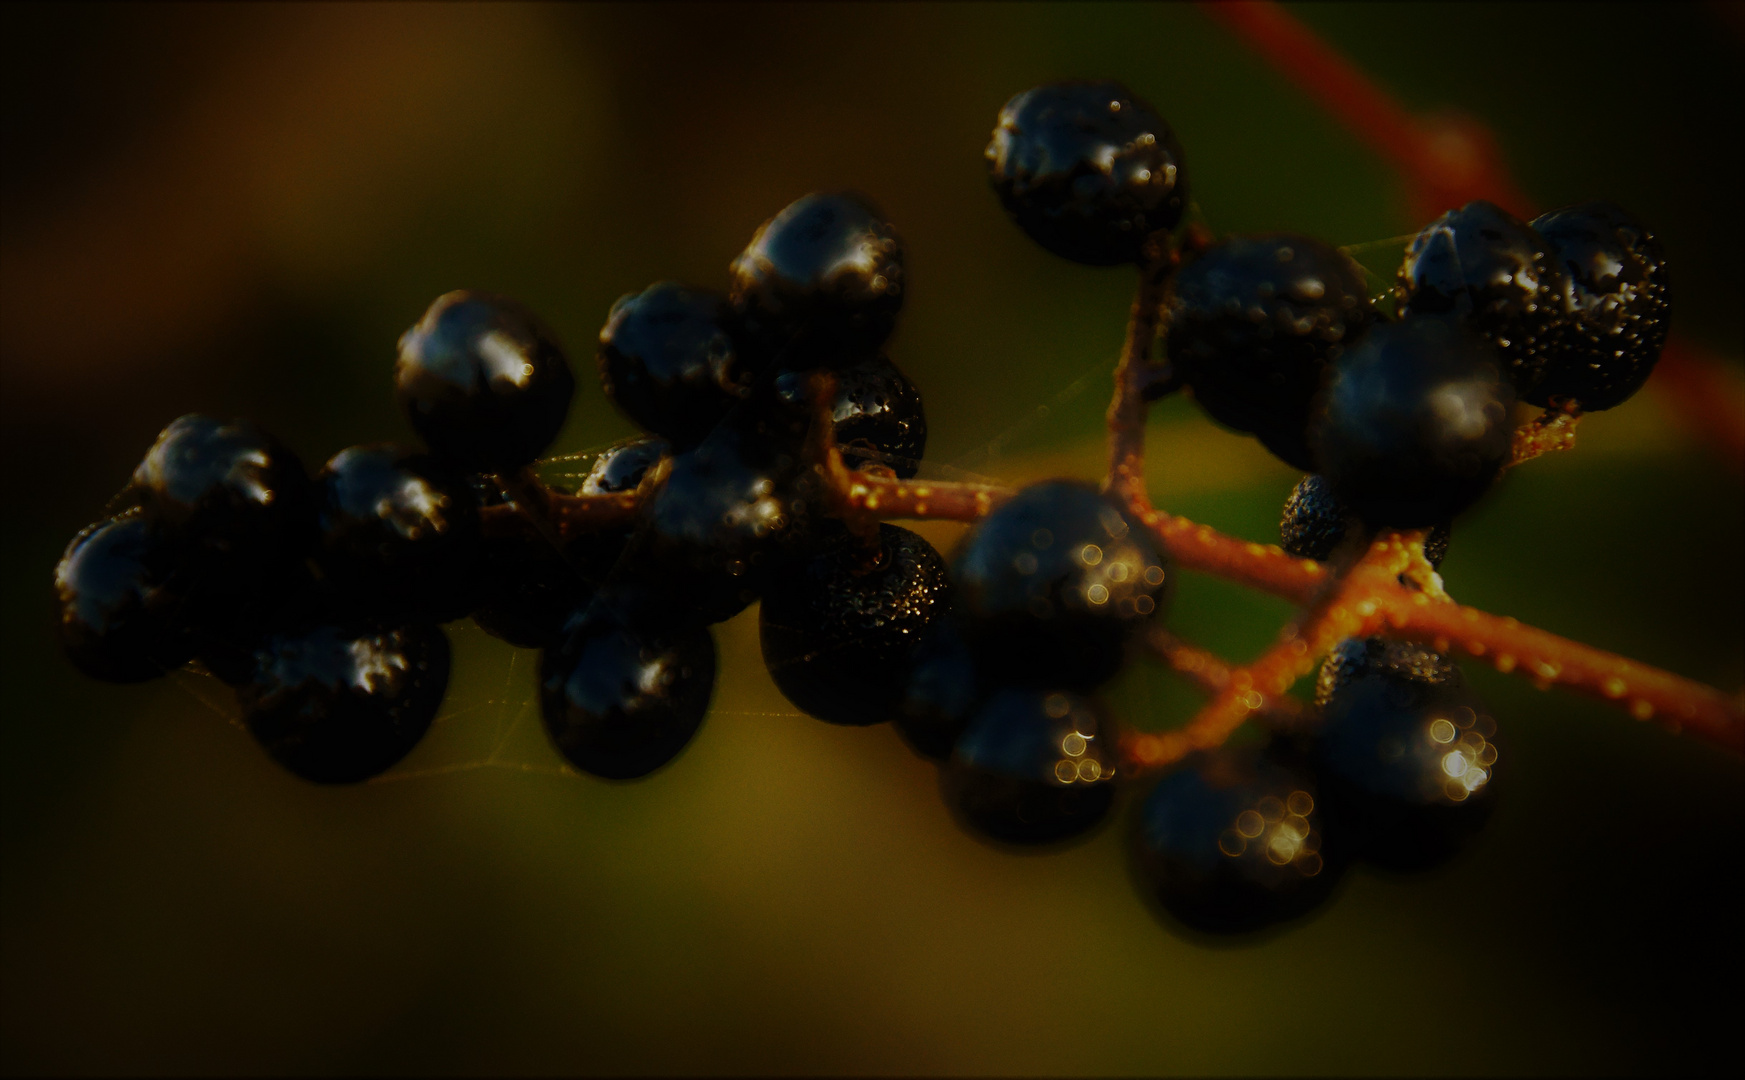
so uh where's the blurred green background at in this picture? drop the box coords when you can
[3,2,1742,1074]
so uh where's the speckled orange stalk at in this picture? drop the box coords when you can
[1095,254,1741,766]
[1144,626,1304,724]
[1508,406,1583,467]
[1124,535,1416,770]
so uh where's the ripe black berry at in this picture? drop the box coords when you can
[540,609,715,780]
[312,445,482,623]
[395,291,575,471]
[1531,202,1671,410]
[54,512,194,682]
[1129,741,1340,935]
[1167,235,1374,471]
[728,192,904,369]
[1396,200,1568,396]
[760,523,952,726]
[239,620,449,784]
[470,475,596,649]
[893,615,981,761]
[606,408,816,626]
[598,283,751,446]
[955,481,1167,690]
[127,413,316,566]
[829,356,927,479]
[1280,473,1449,568]
[1311,637,1497,871]
[1310,315,1514,528]
[986,80,1187,266]
[943,687,1119,845]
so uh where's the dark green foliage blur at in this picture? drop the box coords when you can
[3,3,1740,1074]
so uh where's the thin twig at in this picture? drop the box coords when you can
[1144,626,1304,724]
[1124,533,1417,770]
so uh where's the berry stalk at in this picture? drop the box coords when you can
[1125,533,1416,771]
[1143,626,1304,725]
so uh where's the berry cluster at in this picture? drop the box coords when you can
[56,77,1679,935]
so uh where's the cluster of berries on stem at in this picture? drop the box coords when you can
[55,74,1741,936]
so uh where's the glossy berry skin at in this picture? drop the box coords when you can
[1311,637,1498,871]
[944,688,1120,846]
[473,437,670,646]
[729,192,904,369]
[1531,202,1671,410]
[760,524,952,726]
[239,621,449,784]
[607,409,816,627]
[598,283,750,446]
[580,436,670,496]
[955,481,1167,690]
[893,615,981,761]
[986,80,1187,266]
[128,413,316,567]
[313,445,482,624]
[540,609,715,780]
[1167,235,1373,471]
[1129,741,1340,935]
[54,513,194,682]
[1310,315,1514,529]
[829,356,927,478]
[1396,200,1568,395]
[1280,473,1449,568]
[395,291,575,471]
[464,474,593,649]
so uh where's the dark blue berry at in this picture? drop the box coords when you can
[986,80,1187,265]
[540,609,715,780]
[729,192,904,370]
[598,283,751,446]
[760,524,952,726]
[1396,200,1569,395]
[1168,235,1373,470]
[829,356,927,478]
[893,615,981,761]
[396,291,575,471]
[239,620,449,784]
[1311,637,1498,871]
[955,481,1167,690]
[1531,202,1671,410]
[312,445,482,623]
[1129,741,1341,935]
[127,413,316,567]
[1310,315,1514,529]
[1280,473,1449,568]
[54,512,194,682]
[944,687,1120,845]
[605,407,818,627]
[458,472,588,648]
